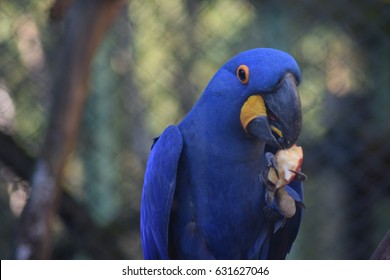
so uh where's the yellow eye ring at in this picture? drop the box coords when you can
[236,65,249,84]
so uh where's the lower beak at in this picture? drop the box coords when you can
[240,73,302,149]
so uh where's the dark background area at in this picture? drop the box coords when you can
[0,0,389,259]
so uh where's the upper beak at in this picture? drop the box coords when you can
[240,73,302,149]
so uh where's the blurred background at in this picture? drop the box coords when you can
[0,0,389,259]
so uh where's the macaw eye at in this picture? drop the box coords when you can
[236,65,249,84]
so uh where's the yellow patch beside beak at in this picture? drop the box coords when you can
[240,95,267,131]
[240,95,284,138]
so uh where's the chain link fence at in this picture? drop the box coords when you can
[0,0,389,259]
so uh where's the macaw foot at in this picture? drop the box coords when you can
[260,152,279,203]
[260,152,306,219]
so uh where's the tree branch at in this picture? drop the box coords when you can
[14,0,127,259]
[49,0,73,21]
[0,131,126,259]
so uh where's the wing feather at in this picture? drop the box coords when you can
[267,179,304,259]
[140,125,183,259]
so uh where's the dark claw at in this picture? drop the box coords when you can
[259,170,276,190]
[289,170,307,182]
[265,152,279,179]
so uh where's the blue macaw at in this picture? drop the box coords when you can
[140,48,305,259]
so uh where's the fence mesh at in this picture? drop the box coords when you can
[0,0,389,259]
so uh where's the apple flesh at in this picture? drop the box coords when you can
[267,145,303,189]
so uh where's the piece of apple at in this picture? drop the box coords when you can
[267,145,303,189]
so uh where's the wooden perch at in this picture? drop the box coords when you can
[14,0,127,259]
[370,230,390,260]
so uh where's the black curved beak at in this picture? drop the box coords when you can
[246,73,302,149]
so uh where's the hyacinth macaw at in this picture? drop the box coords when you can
[140,48,305,259]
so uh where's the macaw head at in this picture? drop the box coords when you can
[194,48,302,150]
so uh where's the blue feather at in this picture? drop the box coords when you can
[140,126,183,259]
